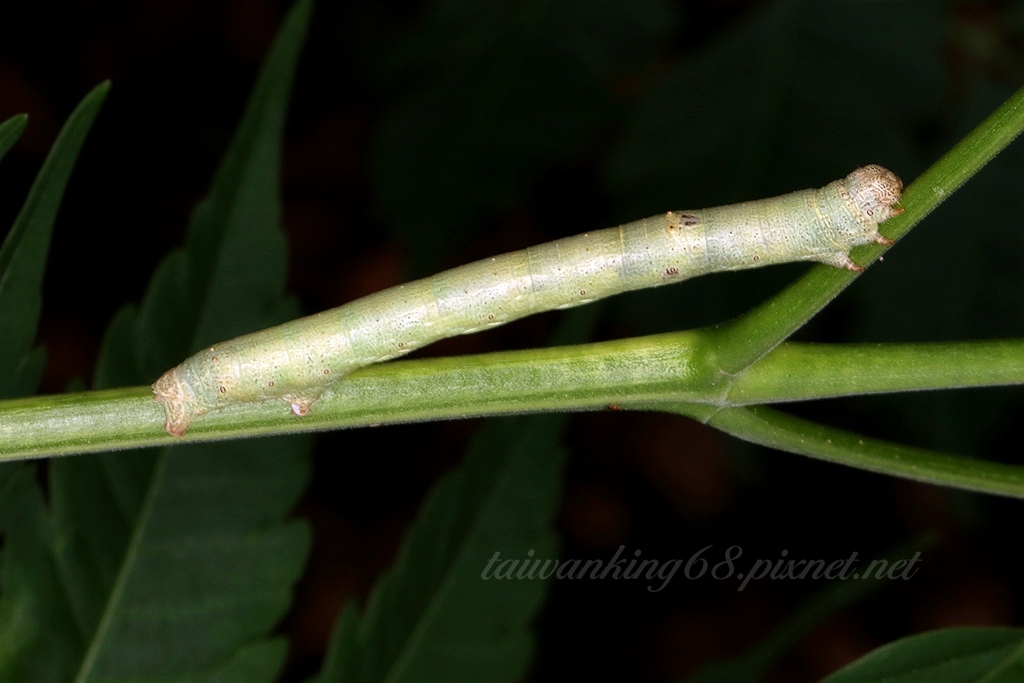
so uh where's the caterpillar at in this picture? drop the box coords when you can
[153,165,903,436]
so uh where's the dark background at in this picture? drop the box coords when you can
[2,0,1023,680]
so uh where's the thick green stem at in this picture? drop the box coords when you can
[708,82,1024,374]
[3,335,1023,460]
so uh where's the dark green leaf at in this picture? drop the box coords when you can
[315,603,361,683]
[323,416,567,683]
[821,627,1024,683]
[685,534,938,683]
[0,465,81,683]
[0,115,27,166]
[0,2,316,681]
[0,87,108,682]
[316,305,598,682]
[0,88,107,398]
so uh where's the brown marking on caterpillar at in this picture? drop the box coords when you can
[152,367,192,437]
[284,394,318,416]
[663,212,681,236]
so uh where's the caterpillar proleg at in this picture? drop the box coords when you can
[153,165,903,436]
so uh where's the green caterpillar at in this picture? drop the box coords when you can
[153,165,903,436]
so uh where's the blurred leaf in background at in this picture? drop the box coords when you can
[370,0,679,272]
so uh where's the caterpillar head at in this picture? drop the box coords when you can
[153,367,202,436]
[844,165,903,224]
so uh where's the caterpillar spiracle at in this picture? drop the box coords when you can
[153,165,903,436]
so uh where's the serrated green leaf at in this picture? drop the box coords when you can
[0,465,81,683]
[0,88,107,398]
[317,307,598,683]
[0,2,316,681]
[52,444,310,681]
[821,627,1024,683]
[73,2,314,678]
[0,86,109,682]
[323,415,567,683]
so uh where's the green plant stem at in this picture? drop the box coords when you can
[708,82,1024,374]
[5,83,1024,502]
[3,335,1022,460]
[667,404,1024,500]
[727,340,1024,404]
